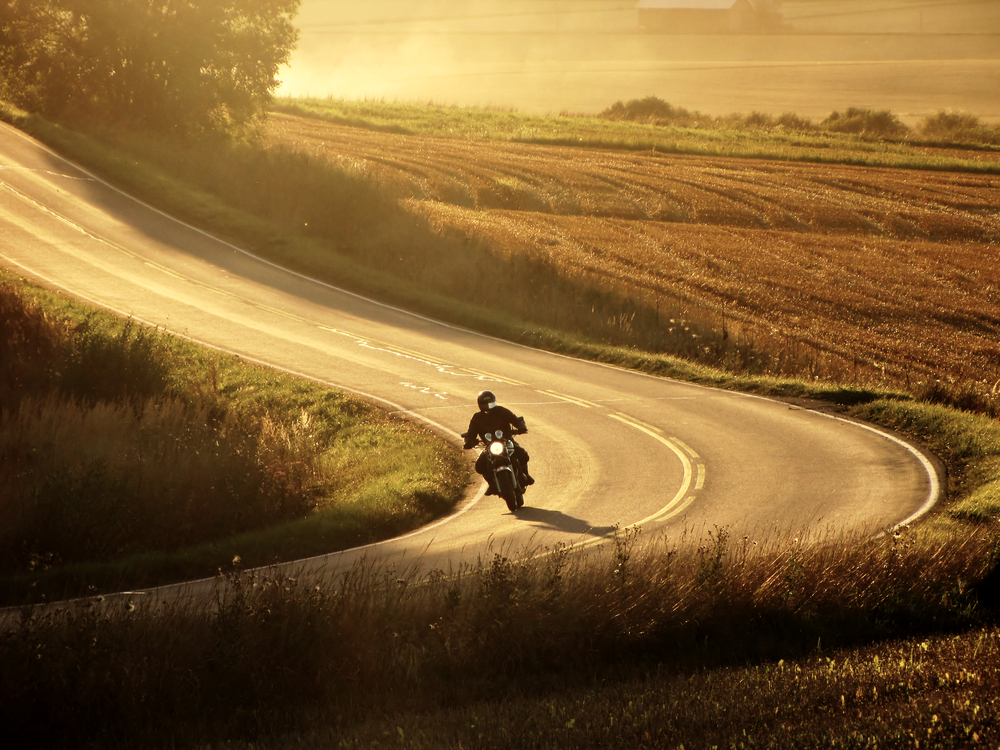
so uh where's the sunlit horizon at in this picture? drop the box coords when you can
[277,0,1000,124]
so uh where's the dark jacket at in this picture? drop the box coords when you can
[464,406,526,448]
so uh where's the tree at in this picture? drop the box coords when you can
[0,1,86,116]
[0,0,300,138]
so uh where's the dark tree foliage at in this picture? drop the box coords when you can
[0,0,300,138]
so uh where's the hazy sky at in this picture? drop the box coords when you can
[278,1,1000,123]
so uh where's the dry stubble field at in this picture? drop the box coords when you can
[268,113,1000,396]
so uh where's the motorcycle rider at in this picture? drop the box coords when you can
[463,390,534,495]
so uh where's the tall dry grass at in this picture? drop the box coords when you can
[2,523,995,748]
[1,395,320,572]
[0,284,321,574]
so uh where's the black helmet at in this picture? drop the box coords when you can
[477,390,497,412]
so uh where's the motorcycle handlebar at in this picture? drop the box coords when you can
[460,429,525,446]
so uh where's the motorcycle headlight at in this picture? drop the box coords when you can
[489,441,505,457]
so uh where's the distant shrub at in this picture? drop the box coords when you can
[741,111,773,128]
[719,110,816,133]
[821,107,909,139]
[600,99,1000,144]
[922,110,982,136]
[919,110,1000,146]
[774,111,816,131]
[600,98,820,134]
[600,96,712,128]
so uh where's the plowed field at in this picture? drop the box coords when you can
[267,113,1000,394]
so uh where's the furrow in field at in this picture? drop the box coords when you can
[266,114,1000,391]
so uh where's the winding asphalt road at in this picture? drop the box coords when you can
[0,123,940,595]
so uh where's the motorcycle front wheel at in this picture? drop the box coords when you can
[497,471,520,513]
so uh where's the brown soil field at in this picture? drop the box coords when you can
[267,113,1000,399]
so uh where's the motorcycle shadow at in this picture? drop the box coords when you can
[512,506,616,538]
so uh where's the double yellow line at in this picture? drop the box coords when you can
[535,388,705,530]
[531,398,706,555]
[608,412,704,528]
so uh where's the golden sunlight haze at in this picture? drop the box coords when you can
[279,0,1000,124]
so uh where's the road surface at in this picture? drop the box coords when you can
[0,123,939,596]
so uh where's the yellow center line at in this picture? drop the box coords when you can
[671,436,700,459]
[370,341,451,366]
[560,413,705,555]
[141,261,187,282]
[608,412,695,525]
[614,411,663,433]
[254,303,312,324]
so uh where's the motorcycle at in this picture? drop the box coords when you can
[462,428,527,513]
